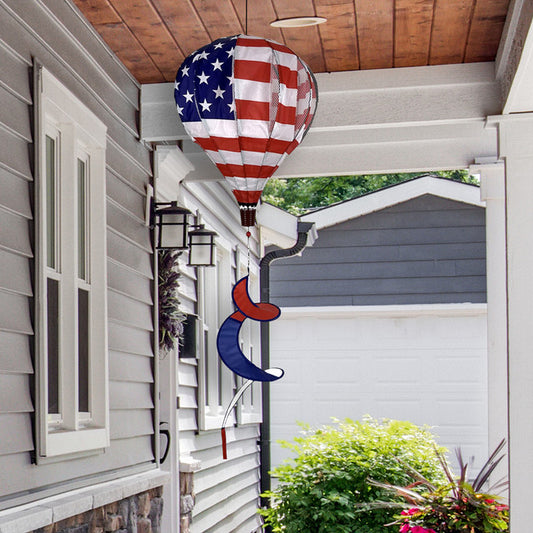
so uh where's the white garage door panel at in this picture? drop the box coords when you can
[270,304,488,474]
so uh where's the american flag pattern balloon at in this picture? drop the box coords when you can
[174,34,318,226]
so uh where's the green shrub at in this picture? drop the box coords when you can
[259,417,448,533]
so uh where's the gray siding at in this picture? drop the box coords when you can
[270,195,486,307]
[177,181,263,533]
[0,0,155,507]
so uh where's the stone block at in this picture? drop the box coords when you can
[148,487,162,500]
[90,508,105,529]
[180,495,194,515]
[180,516,190,533]
[117,499,129,526]
[179,473,193,496]
[65,526,89,533]
[104,514,123,532]
[136,518,152,533]
[35,524,56,533]
[137,493,151,518]
[127,498,137,532]
[104,502,118,515]
[148,498,162,528]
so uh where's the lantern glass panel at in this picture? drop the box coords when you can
[158,213,188,249]
[188,230,215,266]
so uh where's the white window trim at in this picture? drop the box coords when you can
[36,67,109,458]
[197,238,237,431]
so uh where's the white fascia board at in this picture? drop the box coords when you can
[181,120,498,180]
[140,61,500,142]
[141,61,500,181]
[301,176,484,230]
[256,202,299,248]
[316,61,496,93]
[312,62,500,132]
[496,0,533,113]
[503,19,533,113]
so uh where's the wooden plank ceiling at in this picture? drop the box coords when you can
[74,0,510,84]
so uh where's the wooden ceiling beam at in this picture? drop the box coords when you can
[231,0,284,42]
[151,0,211,58]
[71,0,121,24]
[354,0,394,70]
[315,0,359,72]
[74,0,511,83]
[465,0,510,62]
[191,0,243,41]
[429,0,475,65]
[394,0,434,67]
[107,0,184,81]
[272,0,326,72]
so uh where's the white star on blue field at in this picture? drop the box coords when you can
[174,36,238,122]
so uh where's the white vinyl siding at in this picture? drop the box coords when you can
[174,179,263,532]
[0,0,154,507]
[37,67,108,458]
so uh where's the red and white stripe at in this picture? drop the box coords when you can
[182,34,317,205]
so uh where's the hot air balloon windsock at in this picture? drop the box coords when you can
[174,34,318,227]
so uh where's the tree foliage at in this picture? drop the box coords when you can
[262,171,478,215]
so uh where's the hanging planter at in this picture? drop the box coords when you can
[158,250,186,353]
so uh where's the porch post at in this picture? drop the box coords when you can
[471,161,508,484]
[491,114,533,530]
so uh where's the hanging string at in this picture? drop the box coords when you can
[245,0,248,35]
[246,230,251,275]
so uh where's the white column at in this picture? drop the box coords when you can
[154,145,193,533]
[471,161,508,485]
[491,113,533,530]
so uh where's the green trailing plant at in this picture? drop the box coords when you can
[369,440,509,533]
[259,417,448,533]
[158,250,186,353]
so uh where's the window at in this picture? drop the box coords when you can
[196,243,262,430]
[235,259,262,425]
[197,241,237,430]
[37,67,108,457]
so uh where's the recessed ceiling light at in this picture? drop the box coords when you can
[270,16,327,28]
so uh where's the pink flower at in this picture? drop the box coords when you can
[401,507,420,516]
[411,527,435,533]
[399,523,411,533]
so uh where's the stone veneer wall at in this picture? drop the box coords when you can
[180,472,195,533]
[31,488,163,533]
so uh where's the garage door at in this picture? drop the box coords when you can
[269,304,488,474]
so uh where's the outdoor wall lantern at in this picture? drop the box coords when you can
[187,225,217,267]
[152,201,217,267]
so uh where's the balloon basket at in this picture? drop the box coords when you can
[240,207,256,227]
